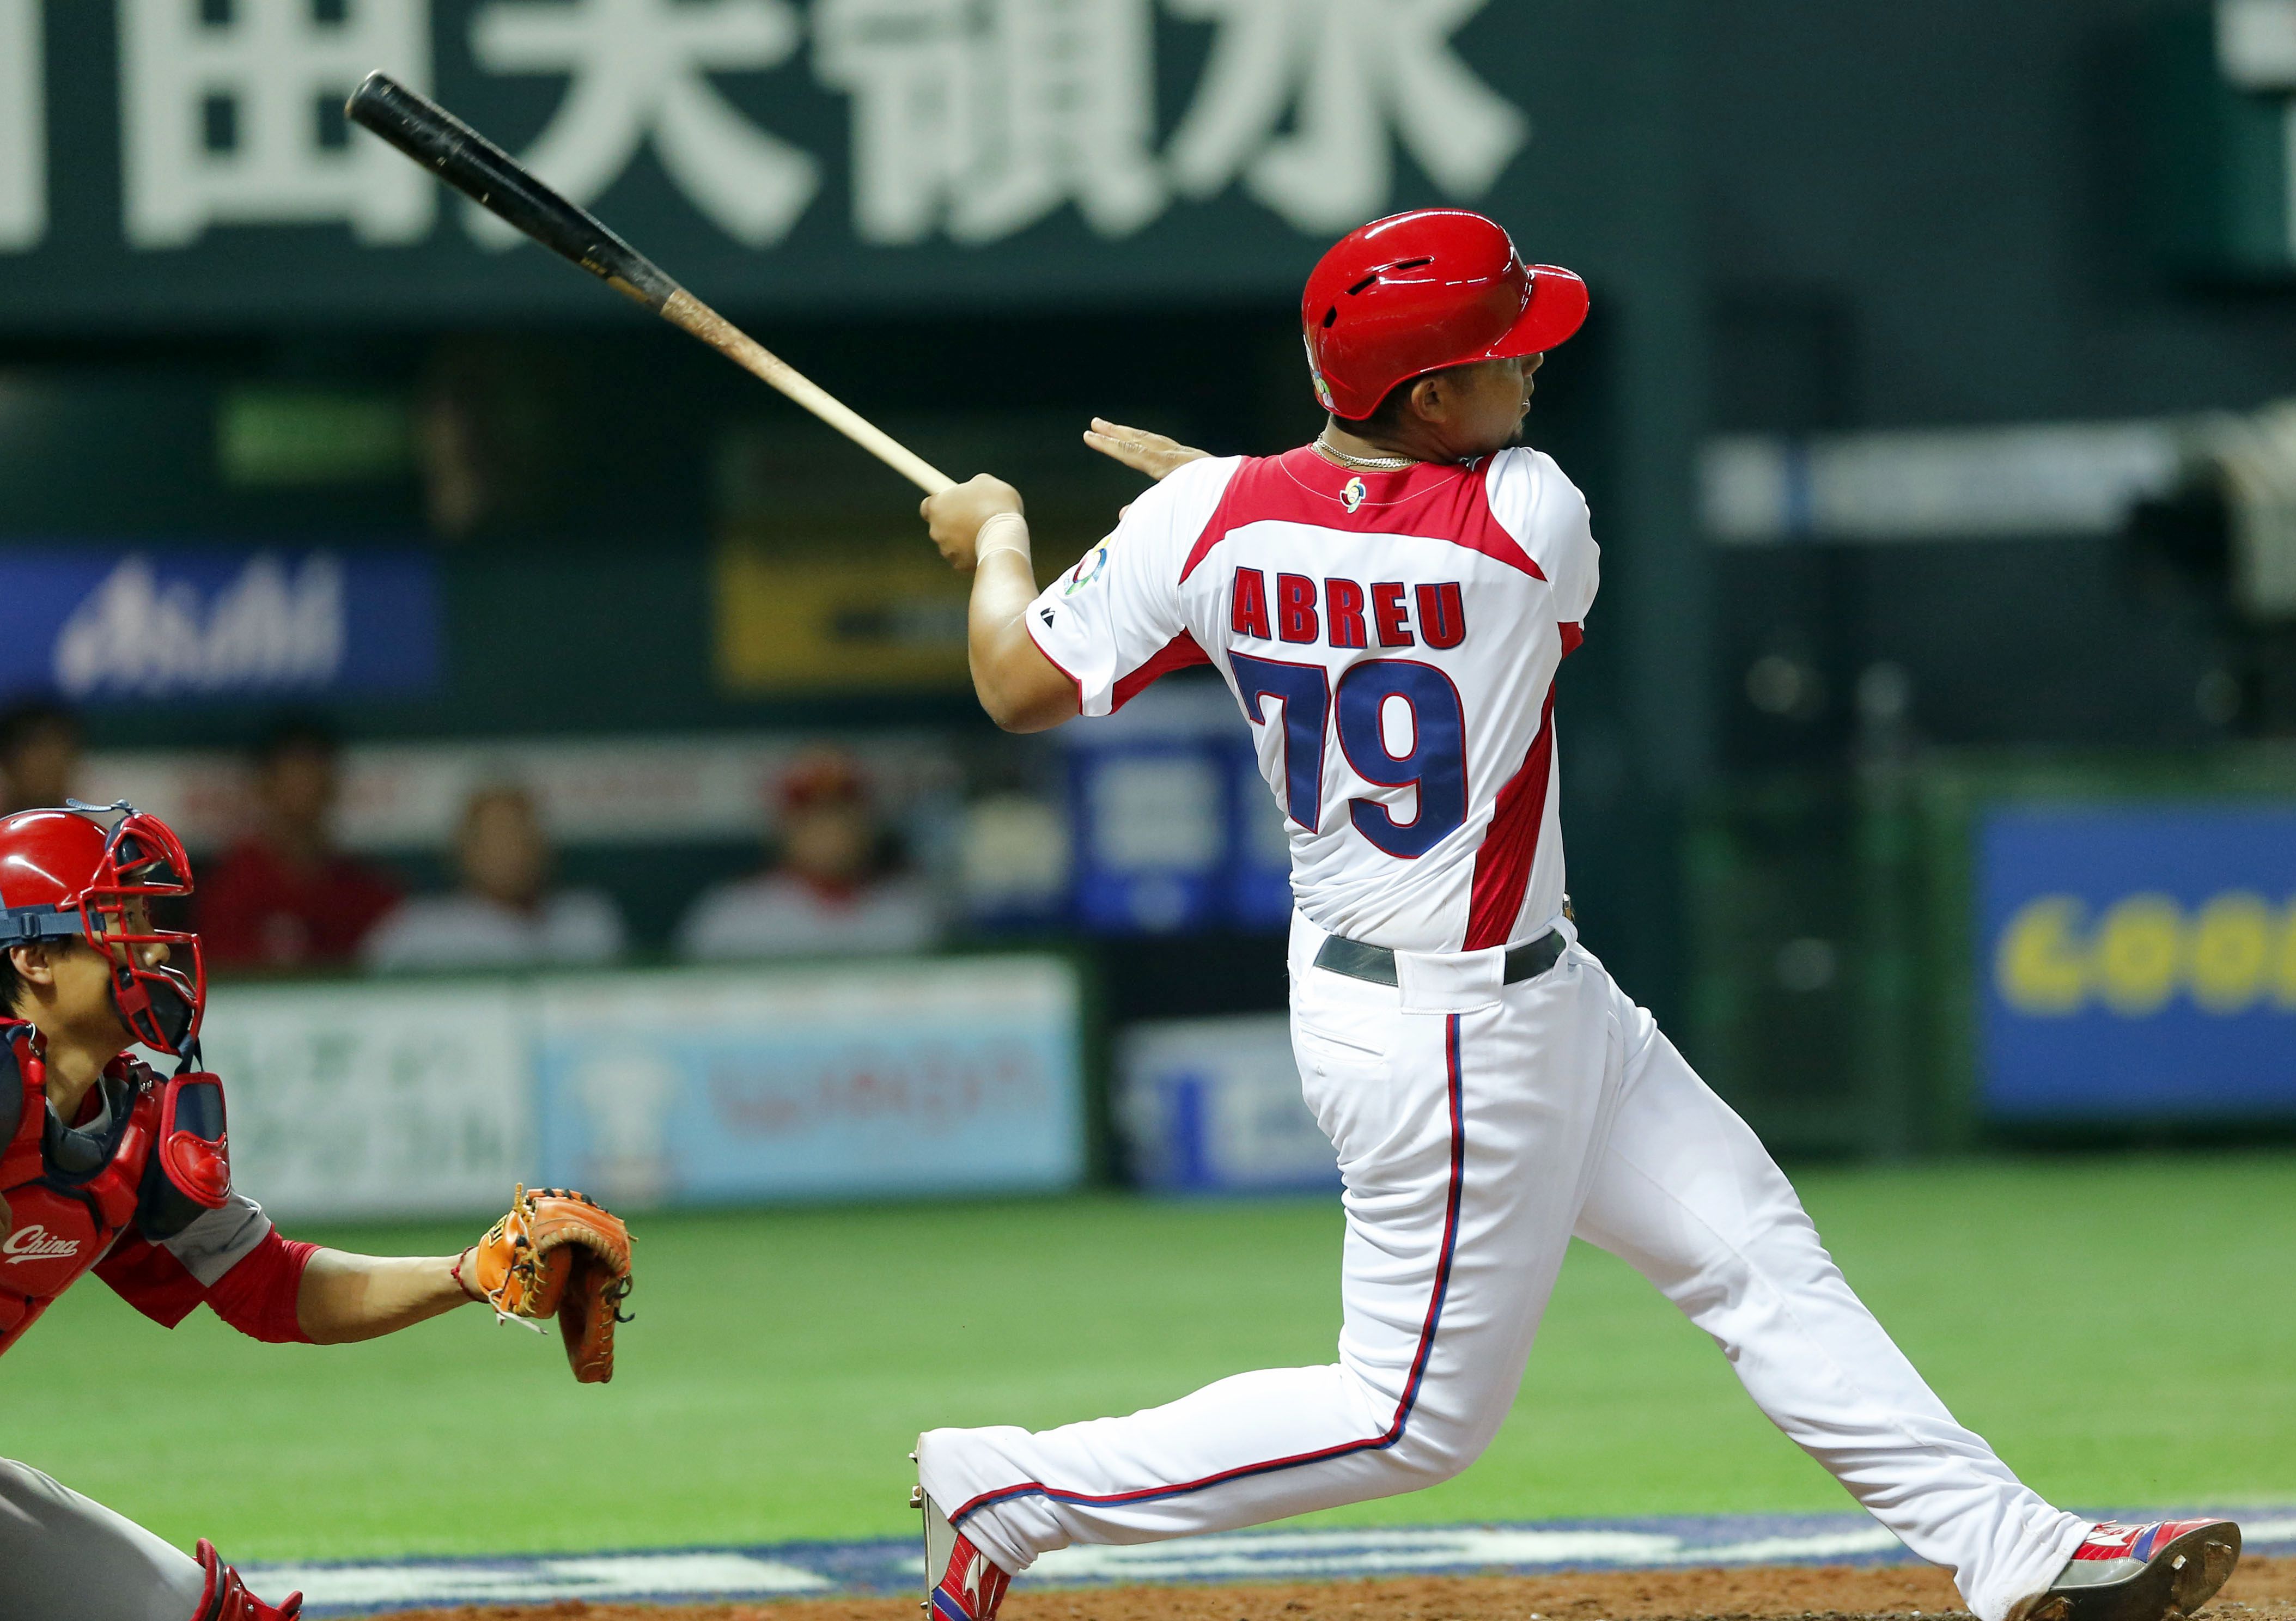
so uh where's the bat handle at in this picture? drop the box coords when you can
[661,292,956,496]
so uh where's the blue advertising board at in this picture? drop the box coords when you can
[1978,805,2296,1120]
[1117,1014,1339,1195]
[0,545,440,704]
[1064,677,1285,935]
[1226,741,1297,931]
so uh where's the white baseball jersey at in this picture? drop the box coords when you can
[1027,444,1598,954]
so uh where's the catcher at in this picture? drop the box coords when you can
[0,800,634,1621]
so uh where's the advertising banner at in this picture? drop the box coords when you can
[0,545,441,704]
[532,958,1086,1206]
[1979,803,2296,1119]
[200,979,534,1221]
[1117,1013,1337,1193]
[0,0,1545,327]
[193,956,1083,1219]
[1065,677,1299,935]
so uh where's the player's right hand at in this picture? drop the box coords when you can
[1083,418,1210,482]
[922,474,1025,572]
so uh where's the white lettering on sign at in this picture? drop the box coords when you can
[815,0,1165,246]
[118,0,436,249]
[467,0,820,248]
[82,0,1527,257]
[2216,0,2296,262]
[52,553,346,700]
[0,0,43,252]
[3,1225,81,1264]
[1164,0,1528,232]
[2219,0,2296,88]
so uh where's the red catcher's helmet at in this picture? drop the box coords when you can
[0,802,204,1055]
[1301,209,1590,421]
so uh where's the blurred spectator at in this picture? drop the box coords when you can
[197,716,400,971]
[364,783,625,971]
[678,749,940,960]
[0,699,82,814]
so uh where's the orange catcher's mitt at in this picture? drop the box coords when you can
[459,1186,634,1383]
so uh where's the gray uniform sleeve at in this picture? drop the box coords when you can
[159,1192,274,1288]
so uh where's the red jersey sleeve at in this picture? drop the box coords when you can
[96,1198,316,1343]
[203,1229,318,1343]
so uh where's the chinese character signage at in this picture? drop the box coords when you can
[0,545,441,703]
[1980,805,2296,1121]
[0,0,1544,325]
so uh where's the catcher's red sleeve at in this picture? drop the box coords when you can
[205,1231,319,1343]
[99,1229,318,1343]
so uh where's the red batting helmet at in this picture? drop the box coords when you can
[0,802,204,1055]
[1301,209,1590,421]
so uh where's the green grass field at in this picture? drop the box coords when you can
[6,1154,2291,1561]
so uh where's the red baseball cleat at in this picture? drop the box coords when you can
[2012,1520,2242,1621]
[921,1491,1011,1621]
[191,1539,303,1621]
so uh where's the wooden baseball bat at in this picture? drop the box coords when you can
[345,71,956,497]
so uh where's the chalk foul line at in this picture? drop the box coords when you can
[246,1510,2296,1617]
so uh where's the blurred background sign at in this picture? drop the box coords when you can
[714,545,971,692]
[532,957,1085,1206]
[199,956,1085,1220]
[1117,1013,1339,1195]
[0,0,1534,326]
[0,546,440,704]
[2142,0,2296,278]
[1981,804,2296,1120]
[201,979,533,1221]
[1064,680,1270,935]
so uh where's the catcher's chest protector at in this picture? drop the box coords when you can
[0,1021,207,1357]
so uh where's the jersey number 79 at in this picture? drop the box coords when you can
[1232,652,1467,858]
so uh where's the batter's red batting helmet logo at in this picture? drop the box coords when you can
[1301,209,1590,421]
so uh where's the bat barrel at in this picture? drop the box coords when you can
[349,71,952,495]
[345,72,678,310]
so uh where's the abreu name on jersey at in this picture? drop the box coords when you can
[1027,444,1597,956]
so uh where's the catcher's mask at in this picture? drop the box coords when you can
[0,800,205,1056]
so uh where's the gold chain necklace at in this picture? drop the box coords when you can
[1313,434,1419,472]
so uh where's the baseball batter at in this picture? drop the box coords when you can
[0,801,633,1621]
[912,210,2240,1621]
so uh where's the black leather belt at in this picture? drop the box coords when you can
[1313,928,1567,989]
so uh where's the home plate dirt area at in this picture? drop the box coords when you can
[379,1553,2296,1621]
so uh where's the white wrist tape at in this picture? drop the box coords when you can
[975,511,1032,564]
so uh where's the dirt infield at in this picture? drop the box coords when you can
[383,1552,2296,1621]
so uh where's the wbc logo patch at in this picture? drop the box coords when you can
[1065,545,1109,594]
[1342,477,1367,513]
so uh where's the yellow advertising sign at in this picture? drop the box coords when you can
[714,543,973,693]
[1994,890,2296,1017]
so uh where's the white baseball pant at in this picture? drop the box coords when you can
[918,914,2089,1621]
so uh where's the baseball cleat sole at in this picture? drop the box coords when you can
[2021,1522,2241,1621]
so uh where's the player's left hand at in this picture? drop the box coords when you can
[1082,418,1210,482]
[459,1185,634,1384]
[922,474,1025,572]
